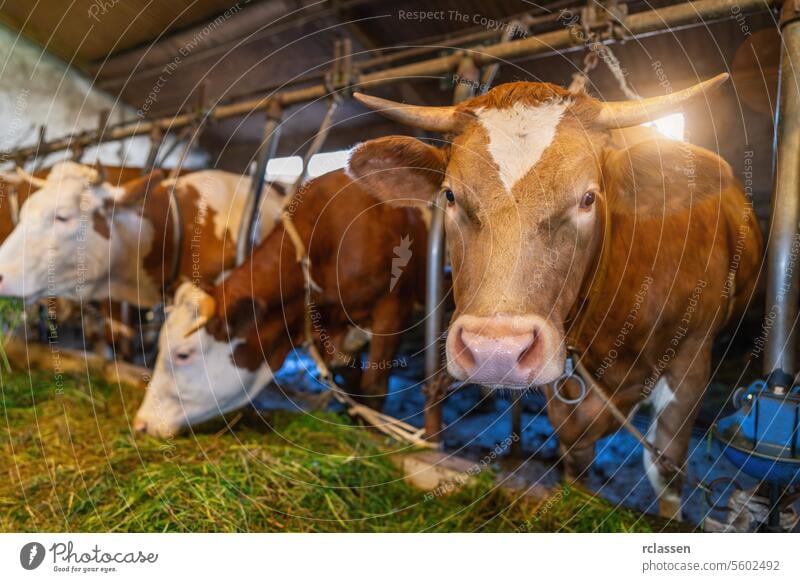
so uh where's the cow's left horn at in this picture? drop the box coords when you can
[93,162,108,185]
[354,92,460,133]
[183,294,216,338]
[15,167,47,188]
[596,73,729,129]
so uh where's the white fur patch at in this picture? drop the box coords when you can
[477,100,568,193]
[648,377,676,415]
[164,170,282,243]
[643,377,681,514]
[136,282,274,435]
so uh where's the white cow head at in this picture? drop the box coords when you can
[134,282,273,438]
[0,162,159,302]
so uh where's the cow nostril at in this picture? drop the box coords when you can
[453,325,477,371]
[0,274,4,283]
[133,418,147,434]
[516,328,541,370]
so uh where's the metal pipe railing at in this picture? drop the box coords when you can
[764,0,800,388]
[422,56,480,441]
[0,0,775,163]
[235,99,284,266]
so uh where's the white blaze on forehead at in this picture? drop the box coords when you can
[477,100,569,193]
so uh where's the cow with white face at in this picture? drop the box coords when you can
[347,75,762,519]
[134,282,274,438]
[134,170,427,438]
[0,161,283,307]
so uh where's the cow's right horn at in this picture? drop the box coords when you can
[353,92,460,133]
[15,167,47,188]
[184,294,216,337]
[596,73,729,129]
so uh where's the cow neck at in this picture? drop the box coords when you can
[105,206,162,307]
[110,185,180,307]
[565,193,613,355]
[145,182,185,291]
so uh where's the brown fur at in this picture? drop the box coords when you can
[347,80,763,517]
[206,170,427,407]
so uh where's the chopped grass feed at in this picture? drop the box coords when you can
[0,368,679,532]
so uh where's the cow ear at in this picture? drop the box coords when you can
[116,169,165,207]
[603,138,732,216]
[347,136,447,207]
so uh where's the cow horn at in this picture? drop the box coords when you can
[353,92,460,133]
[183,294,216,338]
[93,162,108,185]
[117,169,164,207]
[15,167,47,188]
[596,73,729,128]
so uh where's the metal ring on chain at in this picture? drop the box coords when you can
[553,371,587,405]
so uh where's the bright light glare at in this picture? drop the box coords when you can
[266,156,302,181]
[307,150,349,177]
[644,113,685,141]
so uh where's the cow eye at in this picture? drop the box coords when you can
[175,348,195,363]
[580,191,596,209]
[55,214,71,223]
[443,189,455,205]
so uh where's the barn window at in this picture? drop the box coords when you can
[265,150,348,183]
[307,150,349,177]
[266,156,303,182]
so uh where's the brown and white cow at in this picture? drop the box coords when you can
[0,161,283,307]
[133,169,426,438]
[0,164,154,344]
[347,74,762,519]
[0,164,144,243]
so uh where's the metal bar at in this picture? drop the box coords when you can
[1,0,775,163]
[479,20,521,93]
[511,396,523,457]
[287,97,340,199]
[142,126,164,174]
[236,99,284,266]
[423,56,480,441]
[764,0,800,385]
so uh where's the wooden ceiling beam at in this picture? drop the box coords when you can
[0,10,90,71]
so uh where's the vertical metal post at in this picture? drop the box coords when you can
[423,56,480,441]
[510,393,523,458]
[142,126,164,174]
[236,99,284,266]
[764,0,800,388]
[31,126,46,171]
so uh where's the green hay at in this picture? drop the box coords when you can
[0,297,24,372]
[0,368,676,532]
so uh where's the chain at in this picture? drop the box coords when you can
[568,1,640,100]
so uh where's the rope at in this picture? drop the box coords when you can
[280,206,432,448]
[571,356,711,494]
